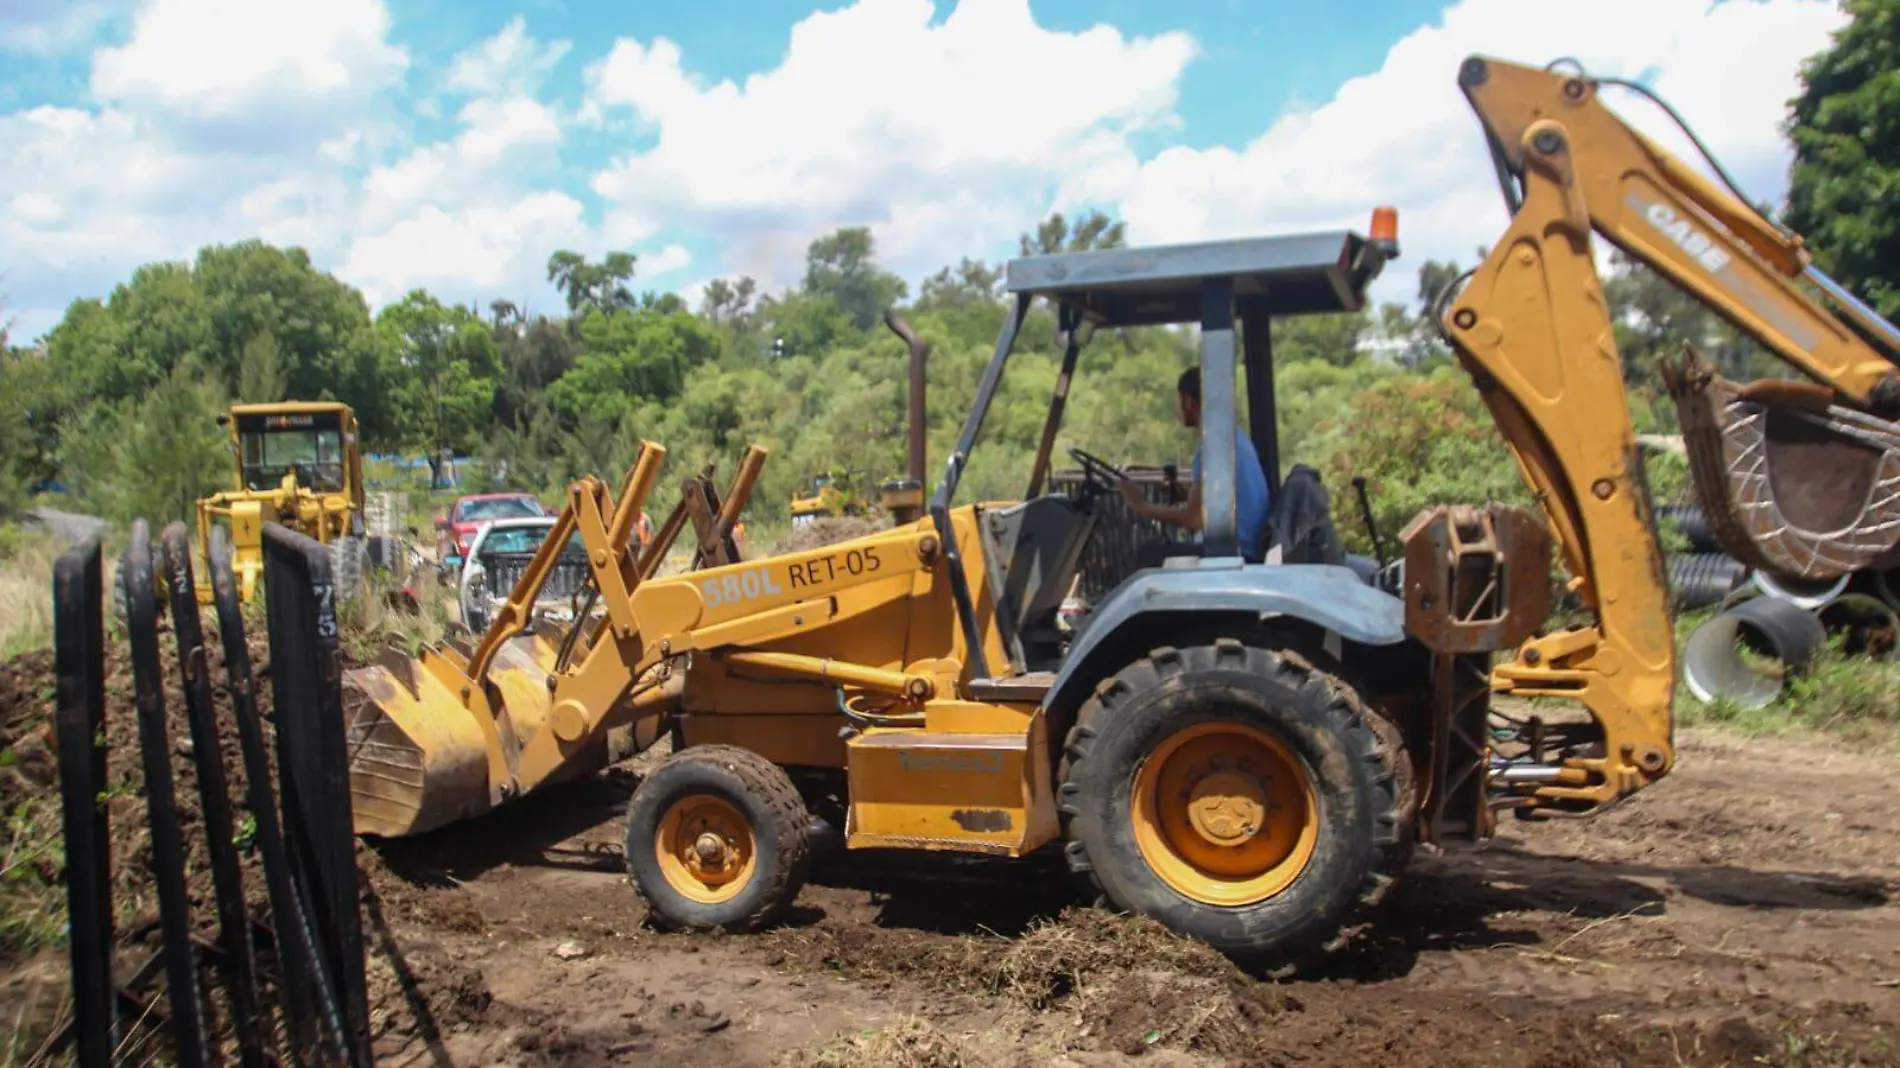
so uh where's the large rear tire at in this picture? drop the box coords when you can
[625,745,812,933]
[1057,638,1408,973]
[330,534,369,607]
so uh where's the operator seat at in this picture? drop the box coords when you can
[1260,464,1347,566]
[978,495,1097,672]
[1259,465,1387,585]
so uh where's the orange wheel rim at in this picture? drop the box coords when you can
[1131,721,1318,906]
[654,794,757,904]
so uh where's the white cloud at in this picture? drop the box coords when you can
[1068,0,1846,310]
[456,96,563,164]
[642,244,693,276]
[448,16,572,96]
[325,15,591,308]
[90,0,407,135]
[584,0,1196,288]
[338,192,590,307]
[0,104,275,338]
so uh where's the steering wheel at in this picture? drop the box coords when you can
[1066,445,1128,492]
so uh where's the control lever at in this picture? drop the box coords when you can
[1352,475,1390,570]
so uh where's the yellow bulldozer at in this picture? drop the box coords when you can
[195,401,396,604]
[787,471,872,528]
[329,54,1900,972]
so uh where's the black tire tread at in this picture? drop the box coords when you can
[626,744,811,933]
[331,534,368,607]
[1057,639,1409,975]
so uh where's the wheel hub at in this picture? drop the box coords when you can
[1187,770,1268,846]
[694,831,731,867]
[656,795,756,903]
[1131,721,1320,907]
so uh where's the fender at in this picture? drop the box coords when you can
[1042,560,1406,715]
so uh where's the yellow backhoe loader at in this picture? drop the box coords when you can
[333,54,1900,973]
[195,402,396,604]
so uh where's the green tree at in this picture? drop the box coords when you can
[377,291,501,458]
[58,365,229,525]
[193,240,384,410]
[700,277,758,329]
[38,240,393,444]
[756,290,856,360]
[1271,312,1370,368]
[1783,0,1900,320]
[547,250,638,316]
[492,312,577,429]
[0,346,64,514]
[802,228,908,332]
[545,307,721,429]
[45,263,210,401]
[1018,209,1127,256]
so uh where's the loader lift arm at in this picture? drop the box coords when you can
[1438,55,1900,816]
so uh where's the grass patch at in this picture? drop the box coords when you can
[1679,634,1900,747]
[338,562,459,663]
[0,527,67,660]
[763,908,1287,1059]
[776,1018,975,1068]
[1674,596,1900,747]
[0,795,67,958]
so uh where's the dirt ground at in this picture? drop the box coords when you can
[5,622,1900,1066]
[348,729,1900,1068]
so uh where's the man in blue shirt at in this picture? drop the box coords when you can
[1118,367,1273,564]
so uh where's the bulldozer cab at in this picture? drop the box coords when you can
[227,403,362,503]
[933,218,1402,680]
[198,401,368,604]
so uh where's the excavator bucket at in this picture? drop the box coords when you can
[1665,348,1900,580]
[339,440,768,837]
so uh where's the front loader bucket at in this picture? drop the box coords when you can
[343,640,518,837]
[334,440,759,838]
[341,630,681,837]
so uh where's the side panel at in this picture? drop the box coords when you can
[845,721,1060,856]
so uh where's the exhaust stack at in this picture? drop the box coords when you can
[881,310,929,524]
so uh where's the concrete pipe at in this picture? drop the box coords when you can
[1682,596,1827,710]
[1815,592,1900,661]
[1750,569,1851,611]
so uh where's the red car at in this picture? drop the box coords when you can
[436,493,550,572]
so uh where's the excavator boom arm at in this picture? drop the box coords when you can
[1459,57,1900,405]
[1435,56,1900,815]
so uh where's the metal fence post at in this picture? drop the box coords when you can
[122,519,209,1068]
[262,523,373,1067]
[161,522,269,1068]
[53,533,114,1068]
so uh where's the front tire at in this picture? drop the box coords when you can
[625,745,811,933]
[1057,639,1408,973]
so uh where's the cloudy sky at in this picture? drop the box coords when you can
[0,0,1848,342]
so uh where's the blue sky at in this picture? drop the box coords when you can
[0,0,1849,342]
